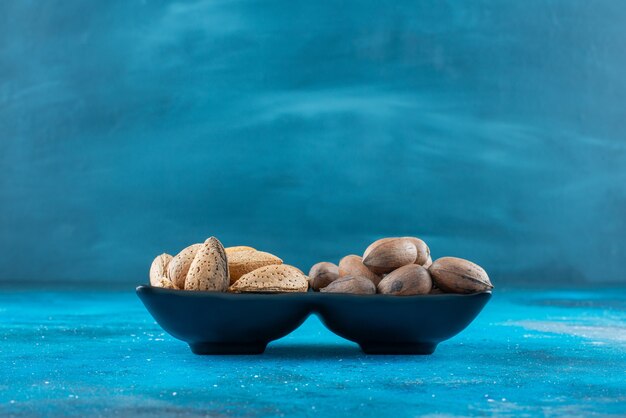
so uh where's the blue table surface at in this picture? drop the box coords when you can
[1,287,624,417]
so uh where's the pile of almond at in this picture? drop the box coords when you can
[309,237,493,295]
[149,237,308,293]
[149,236,493,296]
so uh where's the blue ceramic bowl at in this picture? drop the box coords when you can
[136,285,491,355]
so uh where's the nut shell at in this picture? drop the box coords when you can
[338,255,381,286]
[320,276,376,295]
[229,264,308,293]
[362,238,418,274]
[167,243,202,289]
[153,276,176,289]
[150,253,173,287]
[228,250,283,284]
[308,262,340,291]
[403,237,431,266]
[422,254,433,269]
[429,257,493,294]
[225,246,256,255]
[184,237,229,291]
[377,264,432,296]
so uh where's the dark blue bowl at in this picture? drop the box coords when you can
[136,285,491,355]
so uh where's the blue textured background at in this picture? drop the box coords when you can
[2,1,626,285]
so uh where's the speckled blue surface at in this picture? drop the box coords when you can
[1,288,624,417]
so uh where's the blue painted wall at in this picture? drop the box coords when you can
[1,1,625,285]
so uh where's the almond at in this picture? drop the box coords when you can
[154,276,176,289]
[167,243,202,289]
[225,246,256,255]
[150,253,173,287]
[403,237,430,266]
[377,264,432,295]
[184,237,229,291]
[229,264,308,293]
[308,262,340,291]
[228,250,283,284]
[362,238,417,274]
[320,276,376,295]
[429,257,493,294]
[338,255,382,286]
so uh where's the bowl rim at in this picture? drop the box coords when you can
[136,284,492,299]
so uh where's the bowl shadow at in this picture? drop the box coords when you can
[263,342,363,359]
